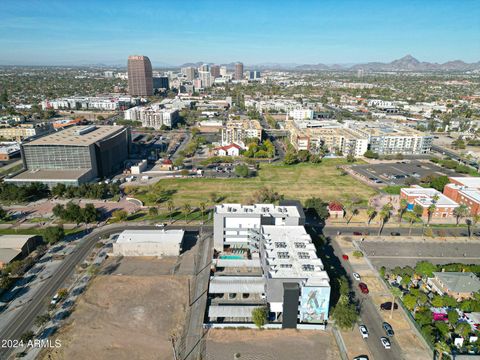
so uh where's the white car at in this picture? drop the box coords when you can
[359,324,369,339]
[380,337,391,349]
[155,223,166,228]
[353,272,361,281]
[50,293,60,305]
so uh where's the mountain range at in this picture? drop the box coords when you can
[293,55,480,72]
[176,55,480,72]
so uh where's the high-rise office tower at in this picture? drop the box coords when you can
[234,62,244,80]
[249,71,261,80]
[128,55,153,96]
[220,66,228,76]
[210,65,220,78]
[184,66,196,81]
[199,64,210,72]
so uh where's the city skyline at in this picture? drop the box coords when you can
[0,0,479,66]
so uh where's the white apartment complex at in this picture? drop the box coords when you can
[41,96,139,111]
[124,105,179,129]
[209,203,330,329]
[221,119,262,148]
[288,119,432,156]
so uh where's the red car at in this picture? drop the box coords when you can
[353,232,362,235]
[342,254,349,260]
[359,282,369,294]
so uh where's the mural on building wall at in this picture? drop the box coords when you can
[299,286,330,323]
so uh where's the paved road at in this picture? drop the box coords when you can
[323,225,471,238]
[0,223,207,359]
[329,237,403,360]
[359,240,480,268]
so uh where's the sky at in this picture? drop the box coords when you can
[0,0,479,66]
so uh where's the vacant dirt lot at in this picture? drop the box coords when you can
[43,258,190,360]
[205,328,340,360]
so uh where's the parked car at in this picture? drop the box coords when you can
[353,231,362,235]
[383,322,395,337]
[352,272,361,281]
[155,223,166,228]
[359,324,369,339]
[380,302,398,311]
[342,254,349,260]
[359,282,369,294]
[380,337,391,349]
[353,356,369,360]
[390,232,401,236]
[50,293,60,305]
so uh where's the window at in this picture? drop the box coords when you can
[274,242,287,248]
[278,252,289,259]
[294,242,306,249]
[298,252,310,259]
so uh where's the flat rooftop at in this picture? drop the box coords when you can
[215,204,301,218]
[450,177,480,189]
[116,229,185,245]
[25,125,125,147]
[0,235,37,249]
[402,186,459,207]
[6,169,90,182]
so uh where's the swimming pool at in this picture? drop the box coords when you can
[220,255,244,260]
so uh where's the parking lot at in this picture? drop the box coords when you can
[350,160,461,185]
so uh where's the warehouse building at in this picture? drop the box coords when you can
[6,125,130,187]
[0,235,42,268]
[112,229,184,257]
[208,203,330,329]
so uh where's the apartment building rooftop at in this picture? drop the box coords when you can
[262,225,328,283]
[26,125,124,146]
[215,203,301,218]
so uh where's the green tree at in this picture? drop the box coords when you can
[284,150,298,165]
[403,294,417,311]
[331,301,359,330]
[364,150,379,159]
[453,204,469,226]
[415,261,437,278]
[403,211,419,236]
[435,341,450,360]
[183,203,191,223]
[112,209,128,221]
[366,207,377,225]
[455,322,471,338]
[82,203,99,223]
[431,294,445,307]
[377,204,392,236]
[252,306,268,328]
[34,313,51,327]
[389,287,402,319]
[430,176,450,192]
[20,331,34,343]
[304,197,330,221]
[199,202,207,224]
[43,226,65,244]
[447,309,459,326]
[148,207,158,217]
[167,200,175,223]
[173,156,185,168]
[234,164,250,178]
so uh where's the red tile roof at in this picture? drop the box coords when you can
[215,143,242,151]
[328,202,343,211]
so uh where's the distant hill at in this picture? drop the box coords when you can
[297,55,480,72]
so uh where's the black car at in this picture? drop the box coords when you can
[382,322,395,337]
[380,302,399,311]
[390,232,401,236]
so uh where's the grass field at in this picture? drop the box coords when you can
[129,159,377,206]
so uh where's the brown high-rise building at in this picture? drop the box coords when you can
[210,65,220,78]
[128,55,153,96]
[234,62,244,80]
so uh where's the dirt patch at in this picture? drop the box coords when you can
[43,270,190,360]
[205,328,340,360]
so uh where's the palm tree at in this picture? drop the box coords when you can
[390,287,403,320]
[435,341,450,360]
[472,214,480,232]
[167,200,175,223]
[377,205,391,236]
[427,203,436,225]
[366,207,377,226]
[453,204,469,226]
[199,202,207,224]
[183,203,192,224]
[404,211,418,236]
[398,198,408,223]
